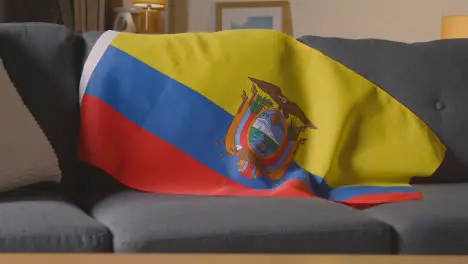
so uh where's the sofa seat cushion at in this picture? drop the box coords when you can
[0,189,112,252]
[89,190,393,253]
[364,183,468,254]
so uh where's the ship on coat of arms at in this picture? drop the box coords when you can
[218,77,317,181]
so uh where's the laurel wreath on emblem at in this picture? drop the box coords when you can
[217,77,317,181]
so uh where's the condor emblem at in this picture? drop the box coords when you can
[218,77,317,181]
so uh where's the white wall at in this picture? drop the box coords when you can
[188,0,468,42]
[123,0,133,8]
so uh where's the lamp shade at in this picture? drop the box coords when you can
[133,0,166,8]
[442,15,468,39]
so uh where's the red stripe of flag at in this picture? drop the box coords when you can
[79,94,315,198]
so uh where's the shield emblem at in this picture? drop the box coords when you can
[219,77,317,181]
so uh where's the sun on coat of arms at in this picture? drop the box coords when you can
[217,77,317,181]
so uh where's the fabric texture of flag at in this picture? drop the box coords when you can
[79,30,446,206]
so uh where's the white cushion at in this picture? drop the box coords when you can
[0,58,60,191]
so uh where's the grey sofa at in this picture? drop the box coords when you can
[1,22,467,254]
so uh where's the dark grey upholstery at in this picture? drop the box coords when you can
[0,23,112,252]
[82,31,103,61]
[0,189,112,252]
[297,36,468,254]
[365,183,468,254]
[298,36,468,183]
[89,190,392,253]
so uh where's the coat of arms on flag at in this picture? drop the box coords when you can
[218,77,317,181]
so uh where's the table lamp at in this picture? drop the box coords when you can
[133,0,166,34]
[441,15,468,39]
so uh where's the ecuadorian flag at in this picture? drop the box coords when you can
[79,30,446,206]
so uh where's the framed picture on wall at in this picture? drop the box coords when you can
[215,1,293,35]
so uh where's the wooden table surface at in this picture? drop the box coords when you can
[1,254,467,264]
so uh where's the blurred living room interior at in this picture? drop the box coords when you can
[0,0,187,34]
[1,0,468,41]
[2,0,468,259]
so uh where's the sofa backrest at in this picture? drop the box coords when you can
[298,36,468,183]
[0,23,81,192]
[4,24,463,186]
